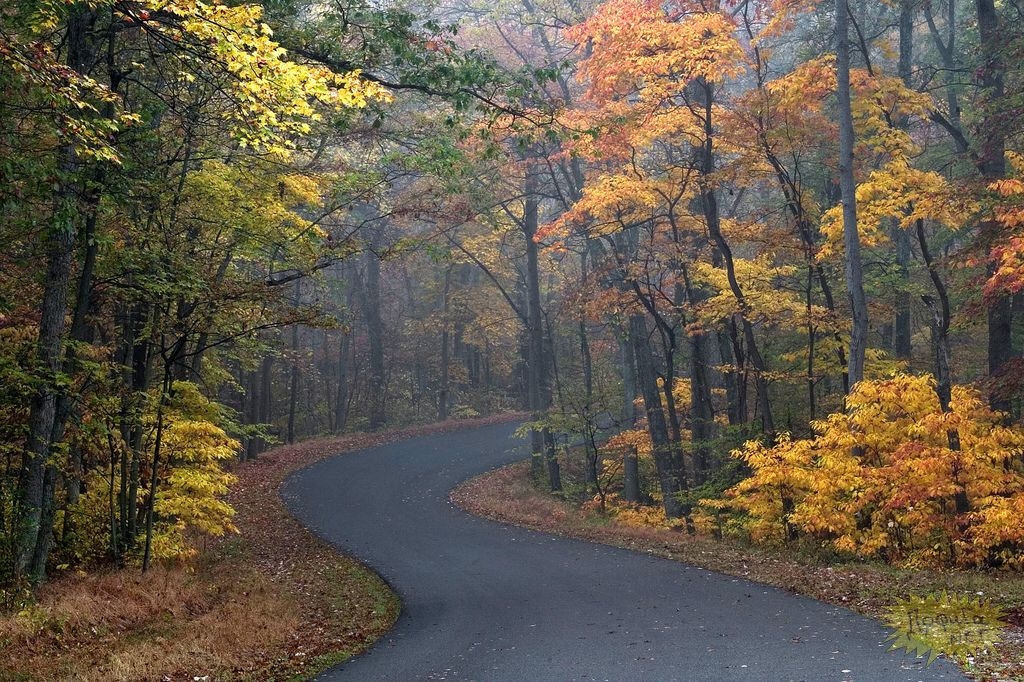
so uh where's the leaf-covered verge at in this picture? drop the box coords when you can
[451,460,1024,682]
[0,414,521,681]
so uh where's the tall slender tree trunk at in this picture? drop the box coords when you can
[363,225,387,430]
[287,282,301,443]
[615,327,641,502]
[618,332,637,426]
[630,315,688,517]
[14,3,97,585]
[975,0,1011,412]
[893,5,915,361]
[17,137,72,583]
[335,329,351,433]
[915,219,969,522]
[287,324,300,444]
[837,0,869,387]
[705,226,774,433]
[523,165,559,488]
[893,228,914,360]
[698,79,774,434]
[579,317,599,489]
[805,262,818,420]
[248,353,274,459]
[717,325,743,425]
[142,367,173,573]
[333,263,355,434]
[762,151,850,392]
[439,266,452,421]
[680,266,716,484]
[120,303,152,548]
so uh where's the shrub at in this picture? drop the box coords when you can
[703,374,1024,568]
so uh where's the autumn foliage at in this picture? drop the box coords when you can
[987,153,1024,299]
[702,375,1024,568]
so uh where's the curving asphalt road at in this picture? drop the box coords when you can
[282,422,966,681]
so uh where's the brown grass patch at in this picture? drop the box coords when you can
[452,460,1024,682]
[0,413,522,681]
[0,561,296,681]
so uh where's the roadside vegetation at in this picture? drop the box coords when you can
[452,459,1024,681]
[1,416,515,681]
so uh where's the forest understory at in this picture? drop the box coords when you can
[0,415,518,682]
[451,458,1024,682]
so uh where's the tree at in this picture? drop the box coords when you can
[835,0,869,387]
[1,0,388,586]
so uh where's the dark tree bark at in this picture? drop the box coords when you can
[362,223,387,431]
[287,283,302,444]
[915,219,969,519]
[287,324,301,444]
[680,265,717,484]
[142,366,173,573]
[15,4,99,584]
[893,227,914,360]
[618,332,637,426]
[335,329,351,432]
[695,78,774,434]
[246,352,274,460]
[892,4,915,361]
[522,165,560,490]
[622,446,641,503]
[439,266,452,421]
[118,303,152,549]
[836,0,869,387]
[977,0,1011,411]
[630,315,688,518]
[332,262,356,434]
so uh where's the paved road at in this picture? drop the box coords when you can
[282,422,965,681]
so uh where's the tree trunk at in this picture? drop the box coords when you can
[523,164,557,486]
[915,219,969,528]
[717,326,742,426]
[120,302,152,549]
[363,227,387,430]
[16,157,77,583]
[697,78,774,434]
[287,323,300,444]
[247,353,274,459]
[622,446,641,503]
[893,227,914,360]
[14,3,98,586]
[335,329,351,433]
[680,266,716,484]
[287,280,302,442]
[837,0,869,387]
[630,315,688,517]
[893,7,914,361]
[142,368,172,573]
[580,318,598,489]
[618,332,637,426]
[439,267,452,421]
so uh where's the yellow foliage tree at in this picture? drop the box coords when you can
[706,374,1024,568]
[147,382,239,562]
[70,382,238,566]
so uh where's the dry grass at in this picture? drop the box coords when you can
[0,413,521,682]
[0,560,298,681]
[452,460,1024,682]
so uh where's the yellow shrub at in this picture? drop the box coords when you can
[587,492,687,530]
[708,374,1024,568]
[148,383,239,560]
